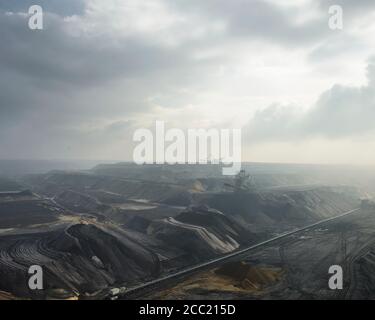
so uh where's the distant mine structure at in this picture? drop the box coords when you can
[225,169,255,193]
[361,199,375,210]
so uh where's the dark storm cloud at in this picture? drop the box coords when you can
[0,0,86,16]
[245,59,375,142]
[1,0,363,125]
[1,0,375,159]
[0,10,199,122]
[0,7,213,158]
[0,12,189,87]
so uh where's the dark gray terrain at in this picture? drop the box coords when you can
[148,206,375,300]
[0,162,372,300]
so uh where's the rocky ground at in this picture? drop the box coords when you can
[148,207,375,300]
[0,165,365,299]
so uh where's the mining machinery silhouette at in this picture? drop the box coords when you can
[224,169,255,193]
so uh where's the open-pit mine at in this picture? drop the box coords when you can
[0,162,374,300]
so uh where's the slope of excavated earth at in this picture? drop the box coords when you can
[0,177,24,192]
[0,166,364,299]
[149,206,258,261]
[150,262,283,300]
[149,207,375,300]
[0,223,160,299]
[0,200,60,229]
[24,172,190,204]
[0,197,260,299]
[0,290,21,300]
[194,187,359,233]
[54,190,114,219]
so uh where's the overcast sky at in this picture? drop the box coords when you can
[1,0,375,164]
